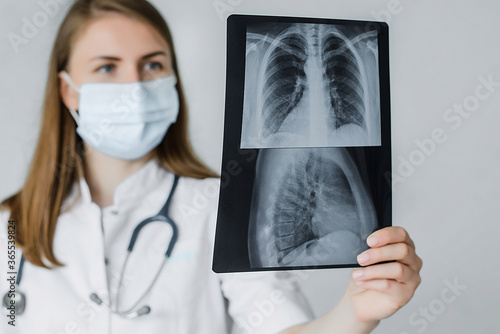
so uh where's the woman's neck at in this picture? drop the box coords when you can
[83,145,153,208]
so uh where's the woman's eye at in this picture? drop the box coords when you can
[97,64,115,74]
[145,62,163,71]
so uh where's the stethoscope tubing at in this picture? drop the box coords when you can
[3,174,180,318]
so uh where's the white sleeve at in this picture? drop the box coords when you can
[204,178,314,334]
[219,270,315,334]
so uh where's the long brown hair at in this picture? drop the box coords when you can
[0,0,217,269]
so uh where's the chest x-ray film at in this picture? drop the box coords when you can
[241,20,381,149]
[213,15,391,273]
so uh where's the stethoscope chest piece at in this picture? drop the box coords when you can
[2,290,26,316]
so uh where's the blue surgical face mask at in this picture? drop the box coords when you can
[60,71,180,160]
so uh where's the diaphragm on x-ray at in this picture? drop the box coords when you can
[212,15,391,273]
[241,22,381,149]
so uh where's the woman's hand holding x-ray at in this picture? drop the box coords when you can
[347,226,423,323]
[282,227,422,334]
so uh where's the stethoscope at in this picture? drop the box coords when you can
[2,174,179,319]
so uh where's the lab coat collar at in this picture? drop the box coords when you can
[76,158,170,208]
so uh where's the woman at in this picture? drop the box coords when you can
[0,0,422,333]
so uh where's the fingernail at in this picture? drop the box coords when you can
[352,270,364,279]
[367,236,379,247]
[357,253,370,264]
[356,280,365,285]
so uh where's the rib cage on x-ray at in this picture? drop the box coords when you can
[241,23,381,148]
[321,30,366,131]
[260,31,308,138]
[248,147,377,267]
[261,25,365,135]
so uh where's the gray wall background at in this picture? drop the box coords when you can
[0,0,499,333]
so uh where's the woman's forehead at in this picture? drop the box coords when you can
[70,12,170,63]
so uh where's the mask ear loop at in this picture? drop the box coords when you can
[60,70,81,126]
[67,108,81,126]
[60,70,80,93]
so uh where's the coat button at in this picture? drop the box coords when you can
[111,210,118,215]
[104,258,109,265]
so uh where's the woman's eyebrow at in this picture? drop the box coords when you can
[141,51,167,59]
[89,51,167,63]
[90,55,121,62]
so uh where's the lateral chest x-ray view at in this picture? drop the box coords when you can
[213,15,391,273]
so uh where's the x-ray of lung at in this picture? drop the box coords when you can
[213,15,391,273]
[240,22,381,149]
[248,148,377,267]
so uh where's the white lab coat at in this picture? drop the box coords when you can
[0,159,314,334]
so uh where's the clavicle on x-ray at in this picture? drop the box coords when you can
[248,147,377,267]
[241,23,381,149]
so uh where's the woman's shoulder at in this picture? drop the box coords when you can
[177,176,220,205]
[0,207,11,238]
[172,176,220,227]
[0,205,9,215]
[178,175,220,188]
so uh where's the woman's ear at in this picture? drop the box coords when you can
[58,71,79,111]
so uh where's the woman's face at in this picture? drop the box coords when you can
[59,12,174,110]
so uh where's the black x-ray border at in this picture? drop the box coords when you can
[212,14,391,273]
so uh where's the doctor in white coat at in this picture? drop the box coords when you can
[0,0,422,333]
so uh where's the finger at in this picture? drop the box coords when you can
[354,279,414,308]
[367,226,415,250]
[357,242,422,272]
[352,262,421,287]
